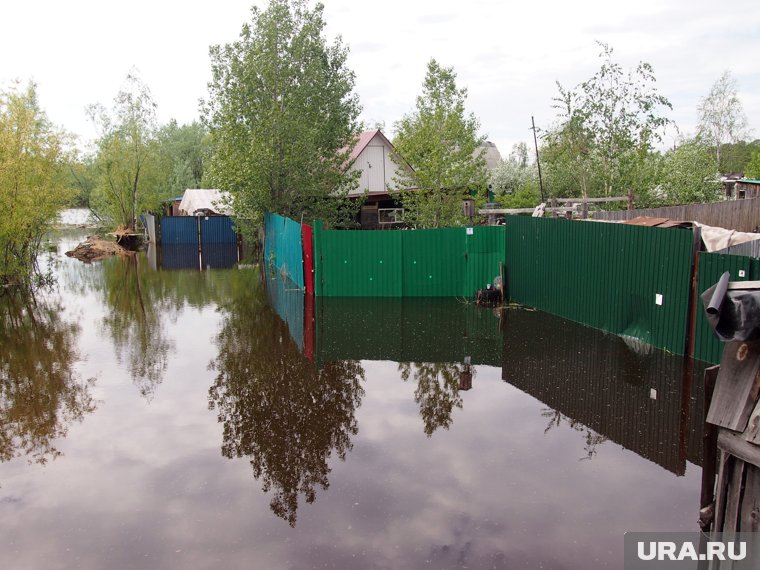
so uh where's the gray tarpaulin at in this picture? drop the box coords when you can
[701,271,760,342]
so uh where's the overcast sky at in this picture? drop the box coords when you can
[2,0,758,157]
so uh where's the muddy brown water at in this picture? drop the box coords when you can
[0,228,707,569]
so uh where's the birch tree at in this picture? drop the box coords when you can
[697,71,750,167]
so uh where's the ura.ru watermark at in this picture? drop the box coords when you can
[624,532,760,568]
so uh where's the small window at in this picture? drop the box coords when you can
[378,208,404,225]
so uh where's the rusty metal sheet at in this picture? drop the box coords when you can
[623,216,671,227]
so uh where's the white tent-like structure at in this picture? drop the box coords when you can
[177,189,233,216]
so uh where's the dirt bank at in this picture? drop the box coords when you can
[65,235,135,263]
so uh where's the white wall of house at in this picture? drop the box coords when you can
[347,132,406,196]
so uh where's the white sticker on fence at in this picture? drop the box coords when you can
[655,293,663,306]
[739,270,746,278]
[466,227,474,235]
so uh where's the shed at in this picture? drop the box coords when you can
[178,189,233,216]
[735,179,760,200]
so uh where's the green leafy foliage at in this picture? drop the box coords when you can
[154,120,210,200]
[393,59,488,228]
[87,72,165,230]
[659,139,721,205]
[490,142,540,208]
[202,0,362,228]
[745,149,760,179]
[716,140,760,174]
[543,43,672,199]
[0,82,73,285]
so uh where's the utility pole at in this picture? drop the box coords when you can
[531,116,546,202]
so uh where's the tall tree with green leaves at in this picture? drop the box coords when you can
[202,0,361,227]
[546,43,671,198]
[746,149,760,179]
[87,72,162,230]
[0,82,72,285]
[659,139,721,205]
[393,59,488,228]
[154,120,209,198]
[697,71,750,168]
[489,142,540,207]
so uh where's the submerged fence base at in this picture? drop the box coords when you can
[264,211,740,362]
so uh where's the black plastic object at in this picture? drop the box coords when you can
[701,272,760,342]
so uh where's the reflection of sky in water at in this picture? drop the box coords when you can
[0,235,703,569]
[56,208,97,226]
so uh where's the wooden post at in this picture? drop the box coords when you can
[700,365,720,531]
[627,189,634,210]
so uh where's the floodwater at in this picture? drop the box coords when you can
[0,224,707,569]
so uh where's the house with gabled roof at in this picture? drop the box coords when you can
[345,129,413,228]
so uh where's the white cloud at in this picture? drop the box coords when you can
[2,0,758,155]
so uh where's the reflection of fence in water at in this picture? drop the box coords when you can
[264,273,306,354]
[501,308,705,475]
[315,297,503,366]
[149,243,239,271]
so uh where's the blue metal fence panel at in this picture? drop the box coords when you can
[201,243,239,269]
[200,216,236,244]
[160,245,200,270]
[161,217,199,245]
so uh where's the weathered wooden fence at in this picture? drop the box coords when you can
[702,340,760,536]
[593,198,760,233]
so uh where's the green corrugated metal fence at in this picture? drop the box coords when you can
[313,225,505,298]
[504,217,695,355]
[694,252,760,364]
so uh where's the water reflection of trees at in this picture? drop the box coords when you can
[541,409,608,461]
[208,276,365,526]
[0,292,96,465]
[399,363,474,436]
[100,255,174,400]
[70,249,241,400]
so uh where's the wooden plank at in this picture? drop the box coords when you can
[702,367,721,521]
[714,451,731,532]
[723,457,746,534]
[555,196,630,204]
[623,216,670,227]
[706,340,760,432]
[746,399,760,445]
[740,464,760,532]
[719,430,760,469]
[728,280,760,290]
